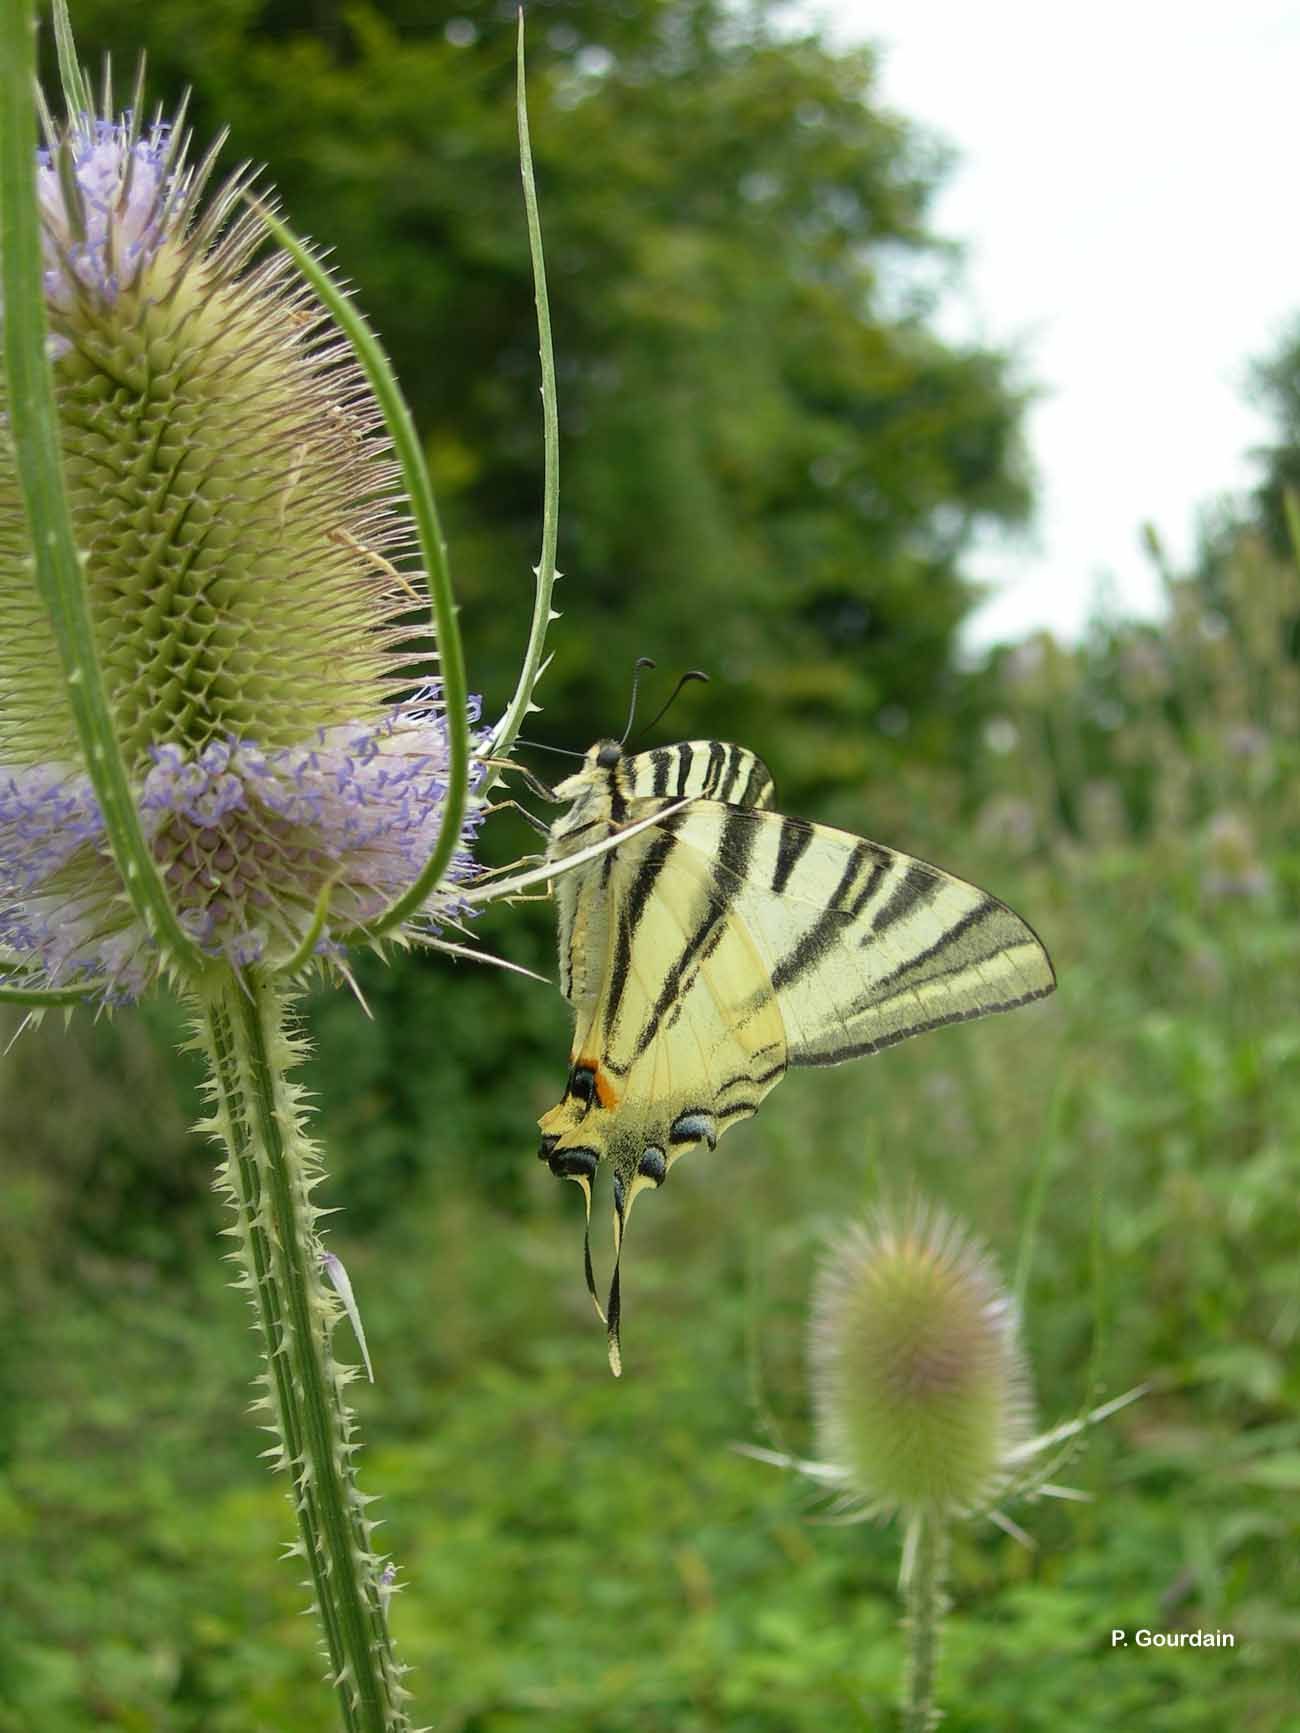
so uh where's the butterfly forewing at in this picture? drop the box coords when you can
[657,804,1055,1065]
[621,740,776,808]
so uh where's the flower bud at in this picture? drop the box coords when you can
[0,103,479,997]
[809,1201,1034,1520]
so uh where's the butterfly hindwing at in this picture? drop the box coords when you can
[541,790,789,1189]
[536,737,1054,1372]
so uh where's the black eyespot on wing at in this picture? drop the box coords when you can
[669,1110,718,1149]
[538,1133,560,1161]
[568,1063,597,1105]
[637,1147,667,1185]
[549,1147,598,1180]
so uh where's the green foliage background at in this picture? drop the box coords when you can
[4,3,1300,1729]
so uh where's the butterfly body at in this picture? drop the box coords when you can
[537,737,1055,1372]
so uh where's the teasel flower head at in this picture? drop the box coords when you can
[808,1200,1036,1522]
[1201,810,1272,904]
[0,84,483,1003]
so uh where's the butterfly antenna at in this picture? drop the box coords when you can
[619,657,658,746]
[515,738,584,760]
[635,669,710,741]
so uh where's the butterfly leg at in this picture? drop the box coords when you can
[481,797,552,838]
[475,756,562,804]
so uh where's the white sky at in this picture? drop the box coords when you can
[804,1,1300,647]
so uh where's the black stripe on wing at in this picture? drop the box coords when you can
[868,861,942,935]
[703,740,728,796]
[649,747,673,797]
[623,742,774,808]
[627,803,761,1064]
[798,976,1056,1066]
[740,756,772,807]
[853,898,1001,998]
[716,744,746,802]
[600,806,691,1029]
[769,842,884,991]
[771,815,814,893]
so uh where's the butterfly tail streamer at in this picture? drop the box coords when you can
[577,1174,607,1326]
[606,1176,628,1377]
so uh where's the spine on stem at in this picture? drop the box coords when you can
[195,970,408,1733]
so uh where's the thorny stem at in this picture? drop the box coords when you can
[0,977,98,1006]
[198,971,408,1732]
[901,1512,948,1733]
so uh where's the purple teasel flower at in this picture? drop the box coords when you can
[0,688,485,1001]
[35,114,176,333]
[2,91,493,1002]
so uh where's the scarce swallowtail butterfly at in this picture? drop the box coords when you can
[536,737,1055,1374]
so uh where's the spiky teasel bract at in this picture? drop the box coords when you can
[0,70,482,1000]
[809,1198,1035,1522]
[739,1198,1144,1729]
[741,1196,1143,1534]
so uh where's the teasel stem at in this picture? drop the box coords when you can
[198,970,409,1732]
[0,0,209,984]
[900,1511,948,1733]
[0,977,98,1007]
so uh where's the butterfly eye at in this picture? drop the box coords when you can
[595,742,622,770]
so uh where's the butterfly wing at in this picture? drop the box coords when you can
[546,740,775,1072]
[539,740,1054,1371]
[659,802,1056,1066]
[540,803,788,1373]
[541,792,789,1192]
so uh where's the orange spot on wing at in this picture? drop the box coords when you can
[575,1054,621,1111]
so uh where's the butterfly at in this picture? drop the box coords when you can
[535,737,1055,1374]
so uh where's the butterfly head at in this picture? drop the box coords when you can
[550,738,626,806]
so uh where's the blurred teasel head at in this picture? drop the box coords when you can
[809,1199,1035,1522]
[1201,810,1271,904]
[0,72,481,1002]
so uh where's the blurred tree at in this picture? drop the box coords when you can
[1178,319,1300,672]
[1244,316,1300,560]
[57,0,1032,796]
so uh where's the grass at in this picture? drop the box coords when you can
[4,534,1300,1730]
